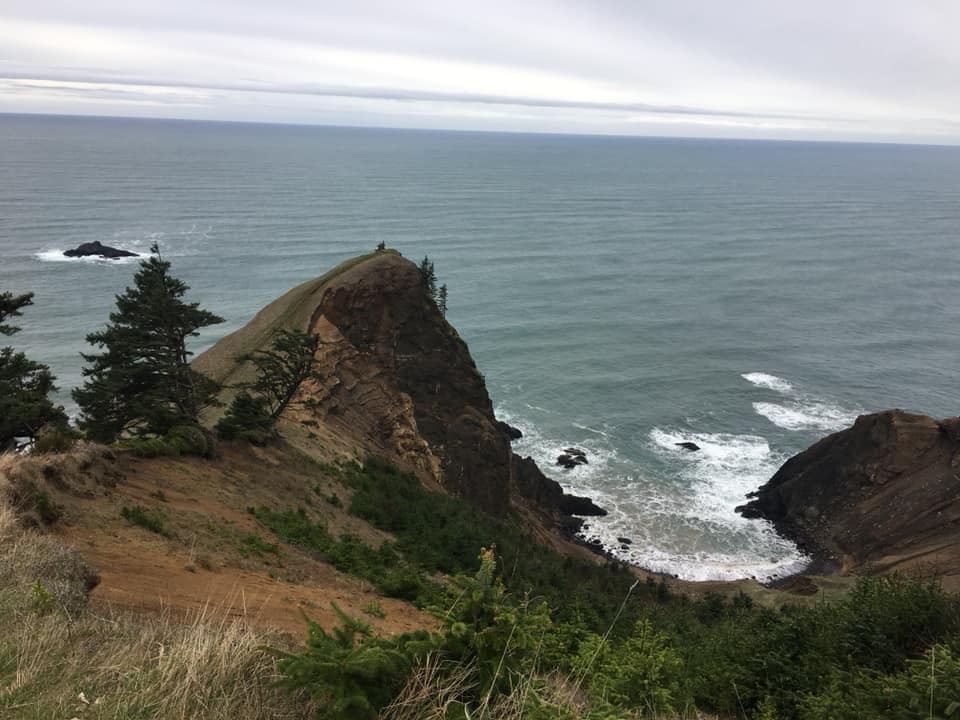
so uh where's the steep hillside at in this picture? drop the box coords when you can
[739,409,960,588]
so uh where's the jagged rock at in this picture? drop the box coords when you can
[676,442,700,451]
[737,409,960,584]
[63,241,138,259]
[557,450,588,469]
[496,420,523,441]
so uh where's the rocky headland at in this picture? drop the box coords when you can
[738,409,960,589]
[194,250,604,537]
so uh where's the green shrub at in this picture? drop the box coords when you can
[32,428,79,454]
[249,506,435,602]
[33,489,61,524]
[801,644,960,719]
[121,505,167,535]
[574,618,683,714]
[121,424,213,458]
[361,601,385,619]
[216,392,275,444]
[277,603,434,720]
[238,532,280,557]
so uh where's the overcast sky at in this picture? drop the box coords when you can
[2,1,959,143]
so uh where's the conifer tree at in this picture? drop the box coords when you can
[437,283,448,316]
[418,256,437,299]
[243,328,324,419]
[0,291,66,450]
[73,244,223,442]
[215,328,323,443]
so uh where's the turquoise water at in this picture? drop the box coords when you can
[3,114,959,580]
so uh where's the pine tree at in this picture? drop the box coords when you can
[73,244,223,442]
[243,328,323,419]
[215,329,323,443]
[418,256,437,300]
[0,291,67,450]
[437,283,448,316]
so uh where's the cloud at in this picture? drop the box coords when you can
[1,1,958,142]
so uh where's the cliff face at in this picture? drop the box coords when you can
[738,410,960,584]
[196,251,599,527]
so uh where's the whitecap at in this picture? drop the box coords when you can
[34,248,146,265]
[754,401,856,433]
[741,372,793,393]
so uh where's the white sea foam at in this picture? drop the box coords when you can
[35,248,147,264]
[741,372,793,393]
[495,402,809,582]
[753,401,856,432]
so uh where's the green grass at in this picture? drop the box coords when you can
[120,505,168,536]
[238,532,280,557]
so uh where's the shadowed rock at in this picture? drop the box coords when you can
[64,241,138,259]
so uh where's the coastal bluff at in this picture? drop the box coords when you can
[739,409,960,588]
[194,250,602,532]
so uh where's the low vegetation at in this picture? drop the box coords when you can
[249,457,960,719]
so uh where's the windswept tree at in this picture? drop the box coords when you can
[0,291,66,450]
[243,328,324,420]
[73,244,224,443]
[217,328,324,442]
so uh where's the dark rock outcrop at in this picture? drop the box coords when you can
[737,409,960,585]
[676,442,700,451]
[557,447,588,469]
[64,241,138,259]
[496,421,523,441]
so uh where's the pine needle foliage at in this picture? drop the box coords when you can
[240,328,323,420]
[218,329,324,442]
[0,291,67,450]
[73,244,223,442]
[276,603,434,720]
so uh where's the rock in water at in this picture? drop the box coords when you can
[556,447,588,469]
[64,241,138,259]
[676,442,700,451]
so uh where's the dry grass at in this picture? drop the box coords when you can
[0,490,311,720]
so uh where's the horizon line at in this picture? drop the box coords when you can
[2,110,959,150]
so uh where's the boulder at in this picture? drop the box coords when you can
[676,442,700,452]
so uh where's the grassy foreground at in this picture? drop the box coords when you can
[3,452,960,719]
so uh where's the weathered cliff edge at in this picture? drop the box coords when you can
[738,410,960,588]
[194,250,602,535]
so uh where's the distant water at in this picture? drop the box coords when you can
[3,114,959,581]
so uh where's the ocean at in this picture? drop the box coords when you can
[3,113,959,581]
